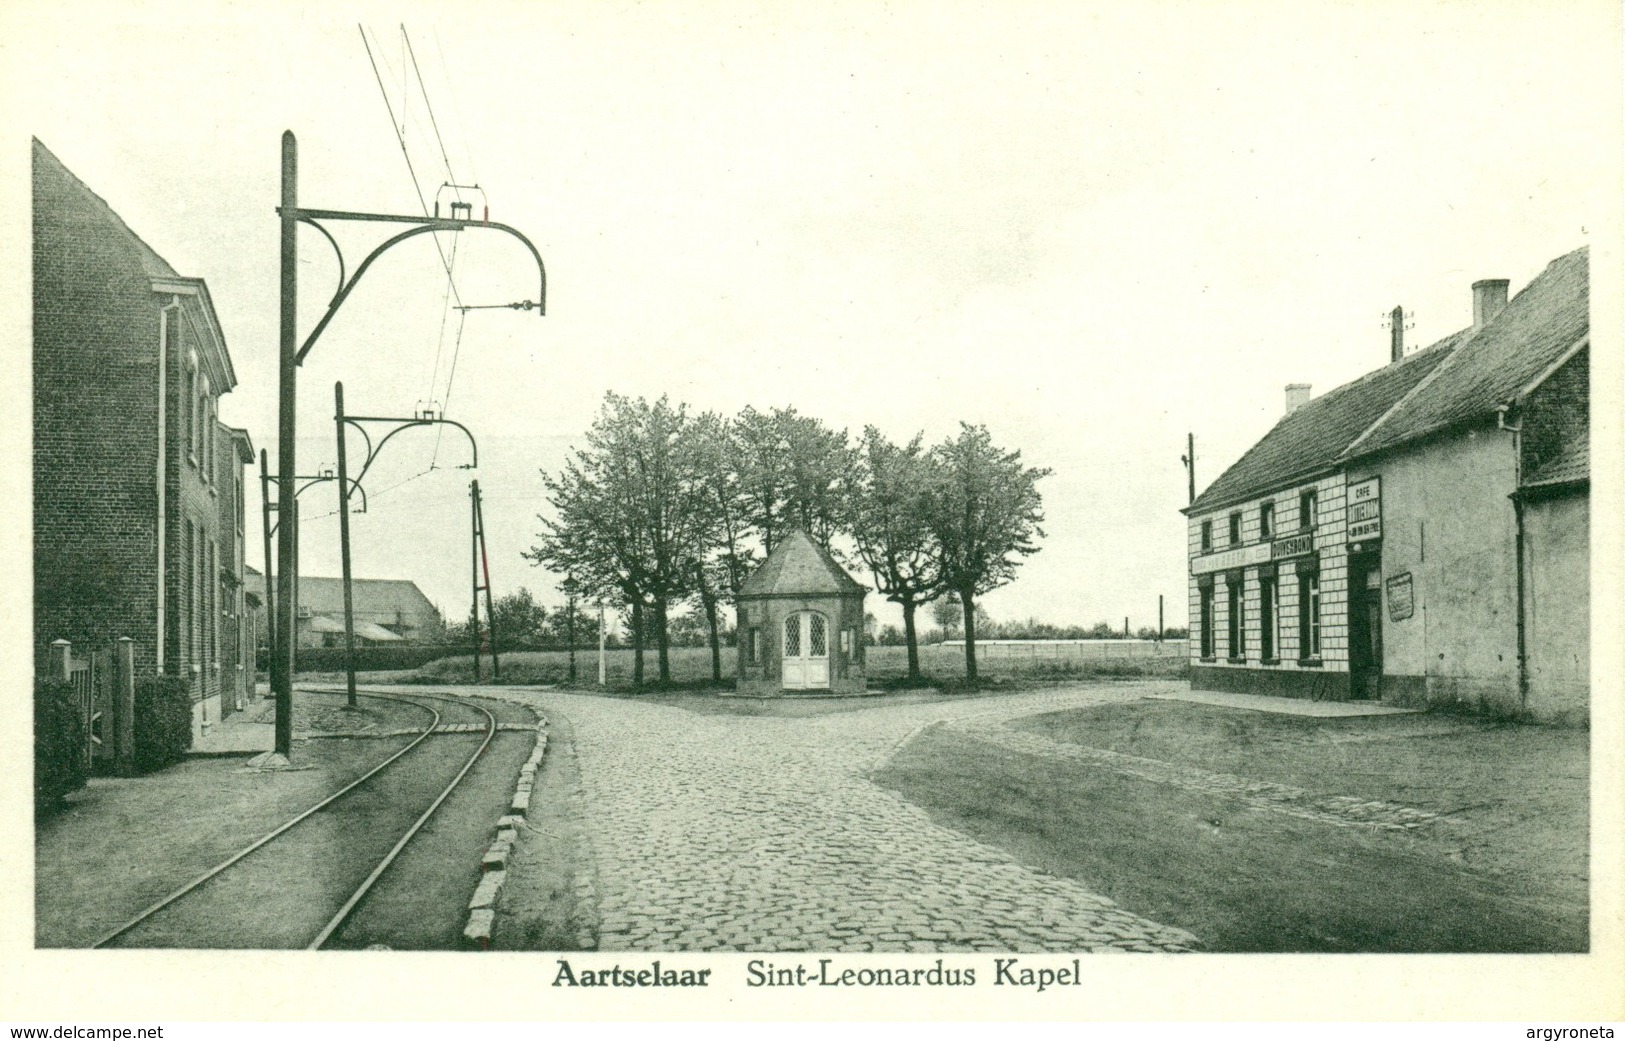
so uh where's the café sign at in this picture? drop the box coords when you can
[1347,476,1382,541]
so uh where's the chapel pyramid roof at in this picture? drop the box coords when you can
[737,530,867,598]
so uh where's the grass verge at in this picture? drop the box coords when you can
[872,699,1587,952]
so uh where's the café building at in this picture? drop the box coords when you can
[1184,247,1589,721]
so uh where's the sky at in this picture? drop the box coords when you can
[4,0,1619,635]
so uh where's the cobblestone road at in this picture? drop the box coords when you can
[523,683,1201,953]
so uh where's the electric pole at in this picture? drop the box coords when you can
[274,132,298,758]
[334,382,358,708]
[269,129,545,757]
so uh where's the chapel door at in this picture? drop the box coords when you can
[781,611,830,690]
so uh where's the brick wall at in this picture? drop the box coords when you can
[33,148,163,674]
[1520,347,1588,476]
[33,142,236,724]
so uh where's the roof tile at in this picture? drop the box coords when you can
[1189,246,1588,514]
[738,530,867,598]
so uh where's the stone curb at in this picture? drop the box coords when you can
[461,693,549,950]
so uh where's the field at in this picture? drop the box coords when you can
[407,642,1190,689]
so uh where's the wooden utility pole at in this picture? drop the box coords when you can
[470,482,482,682]
[274,131,298,758]
[334,382,358,708]
[469,479,500,681]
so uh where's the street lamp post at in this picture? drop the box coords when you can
[271,129,546,758]
[561,576,579,684]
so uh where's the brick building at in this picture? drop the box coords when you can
[33,138,253,736]
[1184,247,1588,722]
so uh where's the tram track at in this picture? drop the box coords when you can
[92,688,520,950]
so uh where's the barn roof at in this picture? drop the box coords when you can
[245,568,442,624]
[737,530,867,598]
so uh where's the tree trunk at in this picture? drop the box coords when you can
[655,598,671,685]
[901,599,921,682]
[961,590,978,687]
[631,600,644,688]
[702,587,722,682]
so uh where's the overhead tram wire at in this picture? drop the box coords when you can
[404,26,460,191]
[431,307,470,467]
[358,24,465,311]
[403,22,474,467]
[361,23,476,470]
[302,467,437,524]
[432,29,481,189]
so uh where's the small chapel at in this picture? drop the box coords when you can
[733,530,868,696]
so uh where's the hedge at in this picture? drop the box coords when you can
[258,645,464,674]
[134,676,192,773]
[34,677,87,814]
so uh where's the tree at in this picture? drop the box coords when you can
[491,588,548,649]
[731,406,855,555]
[850,428,945,682]
[924,423,1049,686]
[687,412,755,682]
[931,594,962,636]
[527,393,715,686]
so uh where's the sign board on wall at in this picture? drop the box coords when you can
[1270,533,1315,560]
[1385,571,1415,621]
[1190,542,1270,575]
[1347,476,1382,541]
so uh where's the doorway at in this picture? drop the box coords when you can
[781,611,830,691]
[1347,553,1384,700]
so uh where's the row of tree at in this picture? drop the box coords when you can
[527,395,1049,687]
[451,588,1191,652]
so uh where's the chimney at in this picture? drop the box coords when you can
[1285,383,1312,416]
[1473,278,1509,331]
[1389,304,1405,363]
